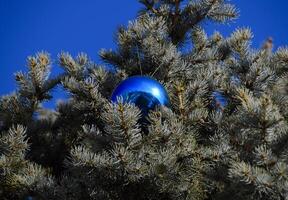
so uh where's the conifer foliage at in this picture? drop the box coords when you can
[1,0,288,199]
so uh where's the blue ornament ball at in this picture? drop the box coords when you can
[111,75,170,115]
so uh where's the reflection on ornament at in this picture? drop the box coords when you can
[111,75,170,116]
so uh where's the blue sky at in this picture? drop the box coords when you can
[0,0,288,108]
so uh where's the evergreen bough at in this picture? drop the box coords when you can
[1,1,288,199]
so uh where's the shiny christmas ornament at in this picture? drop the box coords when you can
[111,75,170,116]
[212,91,228,111]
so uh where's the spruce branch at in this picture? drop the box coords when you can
[0,125,54,199]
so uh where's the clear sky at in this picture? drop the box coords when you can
[0,0,288,108]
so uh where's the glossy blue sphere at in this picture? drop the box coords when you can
[111,76,170,115]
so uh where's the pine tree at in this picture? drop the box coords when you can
[1,0,288,199]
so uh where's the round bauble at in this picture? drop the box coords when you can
[111,75,170,116]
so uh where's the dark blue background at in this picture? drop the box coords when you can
[1,0,287,108]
